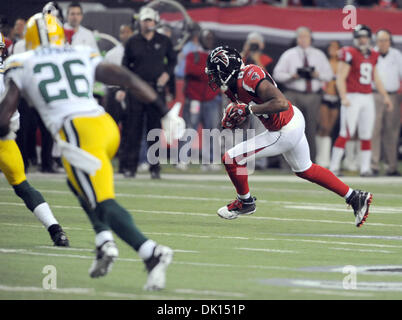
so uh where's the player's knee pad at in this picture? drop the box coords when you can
[13,180,45,212]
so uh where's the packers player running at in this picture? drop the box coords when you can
[0,13,179,291]
[0,32,69,246]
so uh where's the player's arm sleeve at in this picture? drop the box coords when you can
[273,51,293,83]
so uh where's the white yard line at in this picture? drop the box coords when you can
[0,248,293,271]
[236,247,297,254]
[328,247,393,254]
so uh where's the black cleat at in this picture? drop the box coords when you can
[89,240,118,278]
[346,190,373,227]
[217,196,257,220]
[48,224,70,247]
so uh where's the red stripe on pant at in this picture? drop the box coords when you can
[296,163,349,197]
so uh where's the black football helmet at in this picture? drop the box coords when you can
[353,24,372,52]
[205,46,243,92]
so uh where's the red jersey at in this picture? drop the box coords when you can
[338,46,379,94]
[185,51,219,102]
[225,64,294,131]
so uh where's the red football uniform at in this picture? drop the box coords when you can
[225,64,294,131]
[338,46,379,94]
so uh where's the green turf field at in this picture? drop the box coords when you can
[1,169,402,300]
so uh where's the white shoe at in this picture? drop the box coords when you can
[89,241,119,278]
[176,163,188,171]
[143,245,173,291]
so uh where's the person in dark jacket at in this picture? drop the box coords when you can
[121,7,177,179]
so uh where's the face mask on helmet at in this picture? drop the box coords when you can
[205,46,243,92]
[353,25,372,53]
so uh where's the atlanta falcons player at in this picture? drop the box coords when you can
[330,25,393,176]
[205,46,372,227]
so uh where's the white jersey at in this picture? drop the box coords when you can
[0,59,20,140]
[4,45,104,136]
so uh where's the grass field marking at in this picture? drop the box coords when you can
[284,204,402,214]
[0,284,197,300]
[0,247,294,271]
[36,245,199,254]
[328,247,393,254]
[112,180,402,199]
[236,247,297,254]
[173,288,245,298]
[3,192,402,214]
[275,233,402,241]
[0,284,95,295]
[289,288,373,297]
[7,172,402,185]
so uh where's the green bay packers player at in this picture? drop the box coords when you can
[0,32,69,246]
[0,13,178,291]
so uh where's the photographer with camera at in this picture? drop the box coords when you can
[273,27,333,162]
[241,32,273,74]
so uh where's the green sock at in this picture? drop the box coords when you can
[96,199,147,251]
[66,180,109,234]
[13,180,45,211]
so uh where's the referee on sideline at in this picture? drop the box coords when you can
[122,7,177,179]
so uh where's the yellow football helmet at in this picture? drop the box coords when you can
[25,13,65,51]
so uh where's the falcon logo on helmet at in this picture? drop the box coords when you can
[210,48,230,67]
[205,46,243,92]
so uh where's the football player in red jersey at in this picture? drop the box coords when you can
[206,46,373,227]
[330,25,393,177]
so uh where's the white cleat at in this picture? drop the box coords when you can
[217,197,256,220]
[89,241,119,278]
[143,245,173,291]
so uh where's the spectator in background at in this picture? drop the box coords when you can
[174,23,202,80]
[122,6,177,179]
[104,24,134,173]
[9,18,25,55]
[241,32,273,74]
[273,26,333,162]
[371,29,402,176]
[64,2,99,52]
[177,29,222,171]
[315,40,341,168]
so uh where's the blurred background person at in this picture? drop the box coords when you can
[241,31,273,74]
[174,22,202,80]
[64,1,99,52]
[122,6,177,179]
[371,29,402,176]
[8,18,25,54]
[177,29,222,171]
[315,40,341,168]
[273,26,333,162]
[330,25,393,177]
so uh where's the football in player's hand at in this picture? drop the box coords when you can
[221,102,249,129]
